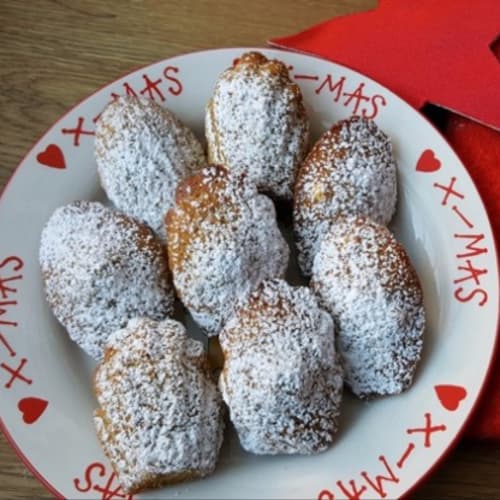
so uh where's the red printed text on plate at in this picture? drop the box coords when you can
[65,65,184,145]
[0,256,33,389]
[74,462,133,500]
[432,175,490,306]
[296,71,387,119]
[317,412,447,499]
[0,256,23,360]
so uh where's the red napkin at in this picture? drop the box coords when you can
[269,1,500,439]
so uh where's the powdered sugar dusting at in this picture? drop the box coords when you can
[39,201,174,360]
[166,165,289,336]
[219,279,343,455]
[95,96,206,240]
[206,52,309,199]
[311,216,425,399]
[294,115,397,275]
[94,317,224,493]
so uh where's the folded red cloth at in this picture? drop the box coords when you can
[269,2,500,439]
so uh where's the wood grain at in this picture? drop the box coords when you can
[0,1,498,498]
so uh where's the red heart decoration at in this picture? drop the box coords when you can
[18,397,48,424]
[434,384,467,411]
[36,144,66,169]
[416,149,441,173]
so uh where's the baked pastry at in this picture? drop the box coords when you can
[294,115,397,275]
[310,215,425,399]
[166,164,289,336]
[206,51,309,199]
[94,317,224,494]
[95,96,206,240]
[39,201,174,360]
[219,279,343,455]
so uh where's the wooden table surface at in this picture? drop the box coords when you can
[1,1,499,498]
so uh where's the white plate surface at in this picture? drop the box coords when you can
[0,48,498,500]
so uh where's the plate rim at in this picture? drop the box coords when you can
[0,45,498,499]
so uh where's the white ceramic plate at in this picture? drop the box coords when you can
[0,48,498,500]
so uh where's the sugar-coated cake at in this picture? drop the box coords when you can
[294,115,397,275]
[311,215,425,399]
[219,279,344,455]
[166,164,289,336]
[39,201,174,360]
[95,96,206,240]
[206,51,309,199]
[94,317,225,494]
